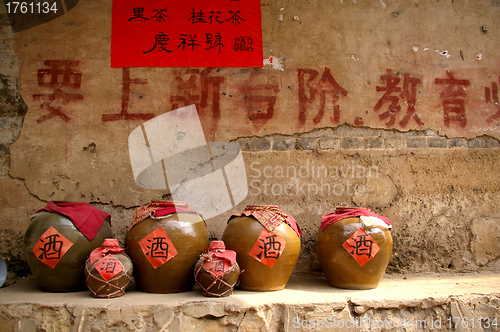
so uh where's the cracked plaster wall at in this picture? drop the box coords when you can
[0,0,500,279]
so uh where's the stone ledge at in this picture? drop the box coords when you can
[1,273,499,331]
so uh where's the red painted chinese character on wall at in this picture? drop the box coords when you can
[170,68,224,140]
[298,67,348,127]
[102,68,155,122]
[239,69,279,132]
[435,71,470,128]
[485,77,500,123]
[33,60,83,123]
[374,69,424,128]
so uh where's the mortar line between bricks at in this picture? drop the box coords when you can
[232,127,500,151]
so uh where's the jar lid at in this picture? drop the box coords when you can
[130,201,204,228]
[201,240,237,266]
[229,205,302,237]
[208,240,226,251]
[89,238,125,264]
[320,207,391,231]
[102,238,120,248]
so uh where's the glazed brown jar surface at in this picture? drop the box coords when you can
[222,206,301,291]
[316,208,392,290]
[24,203,112,292]
[125,202,208,293]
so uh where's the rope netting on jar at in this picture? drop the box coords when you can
[85,256,132,298]
[194,253,241,297]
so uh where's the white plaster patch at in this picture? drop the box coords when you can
[264,55,284,71]
[351,55,359,61]
[413,45,419,52]
[435,49,451,58]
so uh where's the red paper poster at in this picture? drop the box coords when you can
[32,226,73,268]
[248,229,287,268]
[342,228,380,267]
[138,227,178,269]
[95,256,124,281]
[111,0,263,68]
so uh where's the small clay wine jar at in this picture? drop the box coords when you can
[194,240,240,297]
[85,239,133,298]
[316,207,393,290]
[24,202,112,292]
[125,201,208,293]
[221,206,302,291]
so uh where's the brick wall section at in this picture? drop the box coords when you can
[233,126,500,152]
[0,4,26,175]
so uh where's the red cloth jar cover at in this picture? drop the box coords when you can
[229,205,302,237]
[35,202,111,241]
[130,201,205,228]
[320,207,391,231]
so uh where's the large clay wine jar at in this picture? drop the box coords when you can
[125,201,208,293]
[221,206,302,291]
[316,207,393,290]
[85,239,133,298]
[194,240,240,297]
[24,202,112,292]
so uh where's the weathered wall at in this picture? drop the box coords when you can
[1,0,500,278]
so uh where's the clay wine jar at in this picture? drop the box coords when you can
[194,240,240,297]
[221,206,301,291]
[24,203,112,292]
[125,201,208,293]
[85,239,133,298]
[316,207,393,290]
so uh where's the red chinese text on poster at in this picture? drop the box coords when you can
[111,0,263,68]
[95,256,124,281]
[138,227,178,269]
[32,226,73,268]
[342,228,380,267]
[248,229,287,268]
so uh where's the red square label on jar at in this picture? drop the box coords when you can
[32,226,73,268]
[95,255,124,281]
[248,229,286,268]
[342,228,380,267]
[139,227,178,269]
